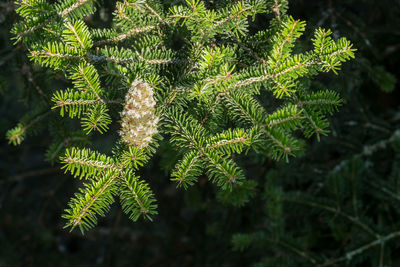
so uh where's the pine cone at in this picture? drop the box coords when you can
[120,80,159,148]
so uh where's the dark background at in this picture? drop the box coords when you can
[1,0,399,266]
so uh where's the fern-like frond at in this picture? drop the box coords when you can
[81,104,111,134]
[223,90,267,127]
[16,0,53,18]
[266,105,301,130]
[61,147,119,179]
[301,109,330,140]
[263,127,303,161]
[55,0,96,20]
[68,62,102,97]
[119,171,158,221]
[30,42,82,69]
[163,107,208,149]
[206,128,251,155]
[6,107,51,145]
[269,17,306,68]
[119,146,149,170]
[51,88,99,118]
[203,150,245,191]
[171,150,203,189]
[63,171,118,234]
[62,20,93,51]
[299,90,342,115]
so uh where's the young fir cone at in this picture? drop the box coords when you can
[119,80,159,148]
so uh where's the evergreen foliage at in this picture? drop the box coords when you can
[7,0,355,234]
[229,1,400,266]
[232,114,400,266]
[3,0,400,266]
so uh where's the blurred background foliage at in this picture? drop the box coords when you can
[0,0,399,266]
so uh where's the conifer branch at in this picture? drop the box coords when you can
[207,137,247,150]
[214,6,251,28]
[266,105,301,130]
[7,109,52,145]
[115,1,136,25]
[203,150,245,190]
[63,156,119,173]
[278,239,318,265]
[10,0,356,234]
[143,2,165,24]
[14,0,95,40]
[171,150,202,189]
[31,50,82,65]
[135,53,180,65]
[58,0,91,18]
[233,231,318,264]
[62,147,120,179]
[320,231,400,266]
[231,74,272,89]
[119,171,158,221]
[16,18,51,38]
[47,136,88,162]
[272,0,282,21]
[19,0,52,14]
[73,64,102,99]
[287,198,378,238]
[206,128,251,155]
[63,21,92,51]
[228,33,263,62]
[63,172,118,233]
[55,99,99,110]
[200,92,225,125]
[298,99,341,108]
[271,19,299,66]
[262,128,294,157]
[93,25,158,46]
